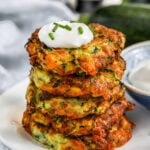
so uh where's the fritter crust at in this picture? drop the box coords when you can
[26,97,134,137]
[81,116,135,150]
[26,83,125,120]
[22,110,134,150]
[30,58,125,99]
[26,24,125,76]
[22,118,86,150]
[108,116,135,147]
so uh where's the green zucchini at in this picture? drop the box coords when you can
[90,4,150,46]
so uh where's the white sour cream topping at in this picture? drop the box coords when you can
[129,60,150,93]
[38,21,93,48]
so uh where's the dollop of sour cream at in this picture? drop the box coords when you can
[38,21,93,48]
[129,60,150,93]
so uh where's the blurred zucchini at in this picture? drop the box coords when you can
[90,4,150,46]
[78,13,91,24]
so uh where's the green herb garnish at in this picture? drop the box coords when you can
[48,32,55,40]
[43,102,46,108]
[60,101,65,105]
[79,125,85,128]
[114,74,120,81]
[54,23,72,31]
[94,107,97,112]
[52,25,58,32]
[83,110,89,112]
[109,39,113,43]
[81,102,84,106]
[55,116,62,122]
[61,63,66,69]
[104,69,114,73]
[65,25,72,31]
[54,23,65,28]
[37,106,42,110]
[93,46,99,53]
[53,80,61,88]
[70,122,76,126]
[66,89,71,92]
[37,77,45,83]
[86,140,92,145]
[98,35,105,38]
[69,48,77,51]
[78,26,84,34]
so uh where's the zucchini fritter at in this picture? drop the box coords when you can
[81,116,134,150]
[23,119,86,150]
[22,110,133,150]
[26,24,125,76]
[30,58,125,99]
[28,97,134,136]
[108,116,135,147]
[26,83,125,120]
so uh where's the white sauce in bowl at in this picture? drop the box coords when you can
[38,21,93,48]
[129,60,150,93]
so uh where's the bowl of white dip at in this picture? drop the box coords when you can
[122,41,150,109]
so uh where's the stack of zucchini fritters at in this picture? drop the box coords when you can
[22,24,135,150]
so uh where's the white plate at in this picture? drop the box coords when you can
[0,79,150,150]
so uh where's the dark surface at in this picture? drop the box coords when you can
[76,0,102,13]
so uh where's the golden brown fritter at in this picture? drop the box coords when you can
[26,24,125,76]
[30,58,125,99]
[22,109,134,150]
[22,115,86,150]
[108,116,135,147]
[27,97,134,137]
[26,83,125,120]
[81,116,135,150]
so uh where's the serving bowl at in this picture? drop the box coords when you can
[121,41,150,109]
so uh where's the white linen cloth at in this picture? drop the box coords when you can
[0,0,77,149]
[0,0,77,94]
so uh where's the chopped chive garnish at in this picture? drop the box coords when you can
[54,23,65,28]
[94,107,97,112]
[93,46,98,53]
[48,33,55,40]
[65,25,72,31]
[78,26,84,34]
[70,122,76,126]
[81,102,84,106]
[53,80,61,88]
[61,63,66,69]
[104,69,114,73]
[66,89,71,92]
[79,125,85,128]
[60,101,65,105]
[69,48,77,51]
[55,116,61,122]
[54,23,72,31]
[43,102,46,108]
[83,110,89,112]
[52,25,58,32]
